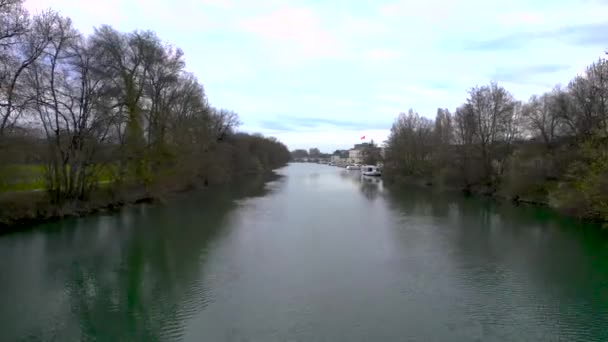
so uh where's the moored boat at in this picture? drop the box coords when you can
[361,165,382,176]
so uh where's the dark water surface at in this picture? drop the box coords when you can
[1,163,608,341]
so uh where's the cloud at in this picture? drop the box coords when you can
[465,34,530,51]
[465,22,608,50]
[558,22,608,45]
[291,117,391,130]
[377,0,465,24]
[364,49,400,61]
[25,0,130,32]
[490,64,572,84]
[25,0,226,34]
[257,120,295,132]
[240,6,342,62]
[265,129,392,152]
[498,12,545,26]
[338,15,390,37]
[424,81,453,89]
[257,117,391,132]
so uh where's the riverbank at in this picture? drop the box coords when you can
[0,186,154,233]
[0,168,283,234]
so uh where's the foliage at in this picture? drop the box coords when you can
[308,148,320,158]
[385,52,608,221]
[501,144,554,202]
[550,137,608,221]
[385,109,435,178]
[291,149,309,159]
[0,1,290,204]
[360,140,382,165]
[0,164,45,192]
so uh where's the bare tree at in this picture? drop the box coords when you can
[454,104,476,146]
[386,109,434,176]
[585,58,608,134]
[0,0,28,48]
[522,93,561,147]
[26,13,115,201]
[434,108,453,145]
[210,108,240,141]
[0,7,54,135]
[144,43,184,151]
[465,82,517,180]
[163,73,214,175]
[89,26,161,181]
[452,104,479,186]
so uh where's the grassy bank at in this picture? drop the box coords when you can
[0,164,115,193]
[0,166,284,233]
[0,186,153,232]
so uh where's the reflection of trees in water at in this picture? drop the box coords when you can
[338,170,359,182]
[332,171,387,201]
[3,174,278,341]
[384,185,454,218]
[338,170,385,201]
[449,198,608,338]
[384,183,608,339]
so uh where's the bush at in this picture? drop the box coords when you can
[549,137,608,220]
[500,146,552,203]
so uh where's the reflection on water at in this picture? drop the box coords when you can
[1,164,608,341]
[382,185,608,340]
[359,176,382,201]
[0,173,277,341]
[339,170,384,201]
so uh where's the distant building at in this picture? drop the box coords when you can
[349,149,363,164]
[353,143,370,150]
[331,155,344,163]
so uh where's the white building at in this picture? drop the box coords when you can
[331,155,343,163]
[349,149,363,164]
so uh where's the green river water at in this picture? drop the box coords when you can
[1,163,607,341]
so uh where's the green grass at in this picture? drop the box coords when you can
[0,164,116,193]
[0,165,46,192]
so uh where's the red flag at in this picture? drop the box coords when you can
[360,135,366,140]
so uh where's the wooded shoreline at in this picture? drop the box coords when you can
[383,53,608,223]
[0,0,291,233]
[0,167,285,233]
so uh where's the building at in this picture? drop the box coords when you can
[345,143,386,165]
[346,143,374,164]
[349,149,363,164]
[331,155,344,163]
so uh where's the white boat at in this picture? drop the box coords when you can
[361,165,382,176]
[346,164,361,170]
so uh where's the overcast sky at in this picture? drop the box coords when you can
[25,0,608,152]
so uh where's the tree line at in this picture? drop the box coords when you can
[0,0,290,204]
[290,148,333,161]
[385,52,608,221]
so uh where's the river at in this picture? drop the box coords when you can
[1,163,607,341]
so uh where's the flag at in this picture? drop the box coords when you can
[360,135,366,140]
